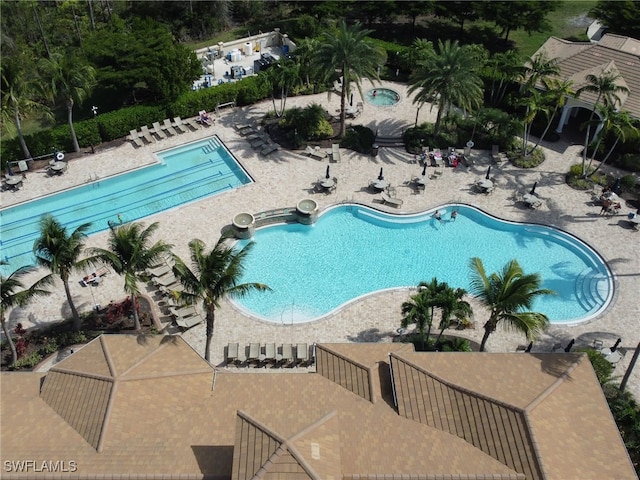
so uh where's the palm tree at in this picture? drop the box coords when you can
[586,106,638,177]
[433,285,473,347]
[522,52,559,91]
[293,37,319,88]
[529,77,574,150]
[1,55,53,160]
[576,71,630,176]
[38,52,96,152]
[408,39,484,136]
[468,257,555,352]
[1,263,53,366]
[485,50,524,106]
[90,222,172,331]
[314,21,386,137]
[171,235,271,362]
[258,58,301,118]
[33,215,93,331]
[517,86,550,156]
[401,279,446,350]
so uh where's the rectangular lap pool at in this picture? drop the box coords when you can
[0,136,252,272]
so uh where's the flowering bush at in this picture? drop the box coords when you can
[105,297,139,324]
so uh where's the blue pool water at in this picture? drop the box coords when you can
[0,136,252,272]
[366,88,400,106]
[234,204,613,325]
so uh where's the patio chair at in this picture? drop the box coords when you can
[152,122,167,140]
[248,343,264,366]
[153,274,179,287]
[227,343,239,365]
[140,125,156,143]
[331,143,341,163]
[172,117,189,134]
[263,343,281,367]
[261,144,280,156]
[169,305,197,319]
[174,313,203,329]
[306,146,327,161]
[184,117,201,131]
[381,192,403,208]
[281,343,294,367]
[147,264,172,278]
[162,119,178,136]
[250,138,266,149]
[295,343,308,366]
[128,130,144,148]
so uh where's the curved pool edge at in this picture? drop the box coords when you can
[230,201,615,326]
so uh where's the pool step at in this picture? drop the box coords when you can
[574,269,610,313]
[201,137,222,154]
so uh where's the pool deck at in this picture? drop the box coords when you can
[4,81,640,399]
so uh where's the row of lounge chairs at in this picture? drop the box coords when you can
[226,342,313,368]
[146,257,204,330]
[235,124,280,156]
[304,143,342,163]
[128,117,199,147]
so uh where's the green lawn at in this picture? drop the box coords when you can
[509,1,597,58]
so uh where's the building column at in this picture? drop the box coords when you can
[555,104,571,133]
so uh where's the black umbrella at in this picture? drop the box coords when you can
[611,338,622,352]
[7,162,13,176]
[524,341,533,353]
[326,165,330,179]
[612,178,621,194]
[564,339,575,352]
[350,93,353,106]
[529,181,538,195]
[378,167,384,181]
[485,165,492,180]
[421,163,427,177]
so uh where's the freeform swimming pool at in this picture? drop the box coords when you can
[233,204,613,325]
[366,88,400,106]
[0,136,252,272]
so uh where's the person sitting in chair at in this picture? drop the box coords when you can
[198,110,213,126]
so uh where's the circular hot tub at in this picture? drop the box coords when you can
[232,212,255,239]
[366,88,400,106]
[296,199,318,224]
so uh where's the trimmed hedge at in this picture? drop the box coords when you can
[1,76,271,165]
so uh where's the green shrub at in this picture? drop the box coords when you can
[97,105,166,141]
[620,154,640,173]
[279,103,333,140]
[342,125,375,154]
[566,164,596,190]
[621,175,637,191]
[576,347,614,385]
[9,351,43,371]
[511,147,545,168]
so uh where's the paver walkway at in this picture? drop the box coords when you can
[4,81,639,400]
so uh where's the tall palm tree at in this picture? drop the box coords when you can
[314,21,386,137]
[38,52,96,152]
[468,257,554,352]
[90,222,172,331]
[586,106,638,177]
[485,50,524,106]
[1,263,53,366]
[433,285,473,347]
[258,58,301,118]
[517,86,550,156]
[33,215,93,331]
[1,55,53,159]
[529,77,574,150]
[171,235,271,362]
[293,37,319,88]
[408,39,484,136]
[576,71,630,176]
[401,279,446,351]
[522,52,559,91]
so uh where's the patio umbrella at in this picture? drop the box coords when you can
[485,165,492,180]
[326,165,330,179]
[612,178,621,194]
[611,338,622,352]
[524,341,533,353]
[7,162,13,176]
[378,167,384,181]
[529,181,538,195]
[421,163,427,177]
[564,338,575,352]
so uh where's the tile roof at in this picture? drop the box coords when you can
[1,335,636,479]
[533,34,640,118]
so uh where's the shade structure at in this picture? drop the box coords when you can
[326,165,330,179]
[564,339,575,352]
[422,163,427,176]
[611,338,622,352]
[485,165,492,180]
[530,181,538,195]
[378,167,384,181]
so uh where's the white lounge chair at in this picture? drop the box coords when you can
[281,343,293,366]
[162,119,178,136]
[128,130,144,148]
[296,343,308,366]
[152,122,167,140]
[174,313,203,329]
[140,125,156,143]
[331,143,341,163]
[185,117,200,131]
[172,117,189,133]
[261,144,280,156]
[305,146,327,161]
[263,343,281,366]
[381,192,403,208]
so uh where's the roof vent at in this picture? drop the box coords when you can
[311,443,320,459]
